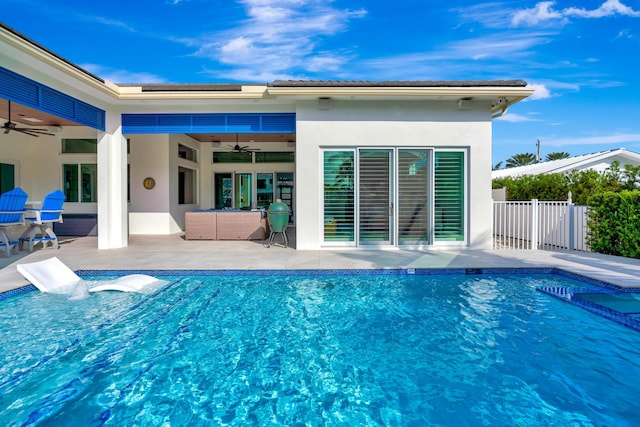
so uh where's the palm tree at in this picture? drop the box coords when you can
[545,152,571,161]
[492,161,503,170]
[505,153,537,168]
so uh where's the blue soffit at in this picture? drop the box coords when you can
[122,113,296,134]
[0,66,105,131]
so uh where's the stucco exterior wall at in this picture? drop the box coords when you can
[128,133,183,234]
[0,125,100,213]
[294,99,494,250]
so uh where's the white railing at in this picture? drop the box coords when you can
[493,199,590,251]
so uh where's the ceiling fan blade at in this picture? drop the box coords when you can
[17,129,41,137]
[23,128,54,136]
[3,102,54,137]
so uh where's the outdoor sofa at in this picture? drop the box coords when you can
[185,209,268,240]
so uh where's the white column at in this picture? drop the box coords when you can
[97,110,128,249]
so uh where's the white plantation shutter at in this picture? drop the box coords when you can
[434,151,465,241]
[398,150,429,243]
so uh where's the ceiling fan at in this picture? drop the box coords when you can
[3,101,55,137]
[228,143,260,153]
[217,134,260,153]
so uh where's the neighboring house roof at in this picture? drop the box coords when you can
[492,149,640,179]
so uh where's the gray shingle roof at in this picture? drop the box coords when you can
[136,84,244,92]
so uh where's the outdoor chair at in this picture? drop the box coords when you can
[0,187,28,257]
[19,189,65,252]
[17,256,167,294]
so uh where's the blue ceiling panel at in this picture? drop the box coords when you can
[122,113,295,134]
[0,66,105,130]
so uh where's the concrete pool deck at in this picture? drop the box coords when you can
[1,230,640,293]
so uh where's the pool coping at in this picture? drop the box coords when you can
[3,266,640,333]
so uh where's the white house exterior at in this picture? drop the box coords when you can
[492,149,640,180]
[0,23,533,251]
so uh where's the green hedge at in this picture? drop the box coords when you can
[587,190,640,258]
[492,161,634,205]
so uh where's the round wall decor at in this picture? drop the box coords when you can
[143,177,156,190]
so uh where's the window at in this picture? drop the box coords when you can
[61,138,130,153]
[212,152,294,163]
[178,144,197,162]
[64,164,97,202]
[62,138,97,154]
[212,152,252,163]
[434,151,465,241]
[178,167,196,205]
[254,152,294,163]
[0,163,15,193]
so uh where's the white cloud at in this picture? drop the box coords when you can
[564,0,640,18]
[81,64,167,84]
[545,133,640,146]
[88,16,137,32]
[362,32,553,79]
[184,0,366,81]
[451,2,516,28]
[617,29,634,39]
[512,0,640,27]
[526,83,551,100]
[495,113,539,122]
[512,1,566,26]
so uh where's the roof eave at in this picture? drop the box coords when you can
[266,85,534,107]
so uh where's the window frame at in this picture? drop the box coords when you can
[63,163,98,203]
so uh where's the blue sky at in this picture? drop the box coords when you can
[3,0,640,165]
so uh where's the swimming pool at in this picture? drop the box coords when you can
[1,270,639,425]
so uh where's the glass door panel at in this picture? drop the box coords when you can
[434,152,465,241]
[214,173,232,209]
[398,150,429,244]
[276,173,294,223]
[257,173,274,209]
[323,151,355,242]
[81,164,97,203]
[235,173,252,209]
[359,149,392,245]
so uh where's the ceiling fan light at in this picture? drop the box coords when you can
[21,117,44,123]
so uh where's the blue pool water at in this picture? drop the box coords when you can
[1,271,640,426]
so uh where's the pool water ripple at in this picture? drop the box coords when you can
[2,273,640,425]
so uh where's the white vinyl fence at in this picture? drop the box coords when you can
[493,199,590,251]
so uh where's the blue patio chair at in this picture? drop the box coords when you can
[0,188,28,257]
[19,189,65,252]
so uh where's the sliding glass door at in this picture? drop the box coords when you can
[321,148,466,247]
